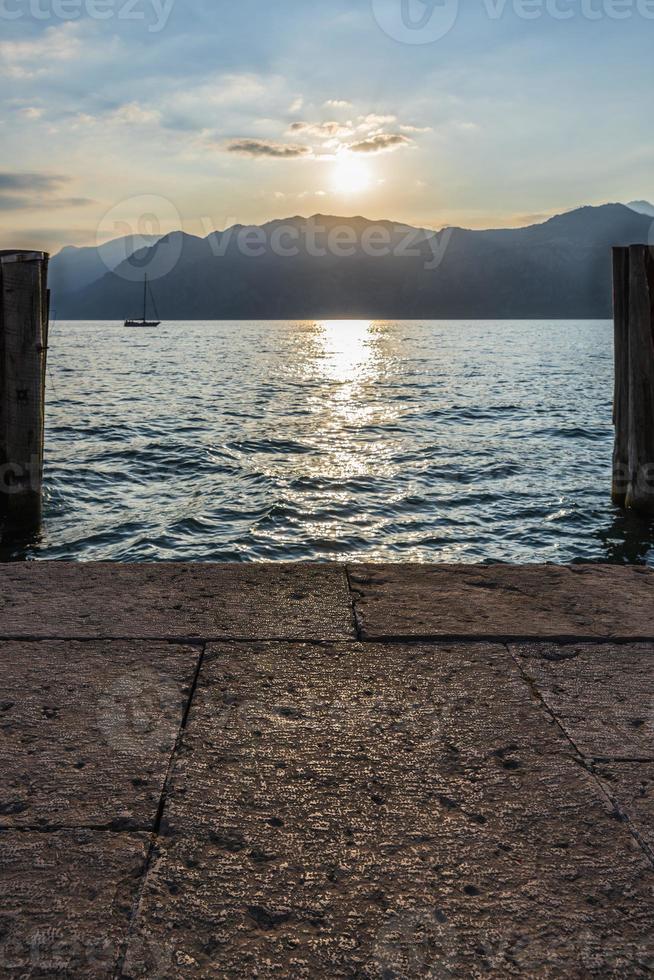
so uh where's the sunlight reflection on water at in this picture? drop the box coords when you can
[9,318,654,564]
[318,319,376,382]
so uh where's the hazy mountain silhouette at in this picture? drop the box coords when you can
[627,200,654,218]
[49,234,162,298]
[54,204,653,319]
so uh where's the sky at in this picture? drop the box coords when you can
[0,0,653,252]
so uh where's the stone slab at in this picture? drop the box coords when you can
[347,563,654,639]
[0,563,355,640]
[594,763,654,853]
[0,830,148,978]
[0,640,199,829]
[123,642,654,977]
[514,643,654,760]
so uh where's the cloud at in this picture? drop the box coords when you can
[289,97,304,113]
[225,108,421,163]
[274,189,327,201]
[0,173,65,193]
[44,101,164,143]
[282,113,421,157]
[349,133,413,154]
[69,113,97,129]
[0,172,92,212]
[0,227,94,251]
[110,103,161,126]
[225,139,312,159]
[170,73,277,115]
[153,72,295,139]
[451,121,480,132]
[288,120,354,139]
[56,197,94,208]
[358,113,397,130]
[0,23,82,79]
[64,102,161,130]
[0,195,44,212]
[325,99,352,109]
[0,194,93,212]
[18,107,44,121]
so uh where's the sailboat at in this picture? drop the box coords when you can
[125,274,161,328]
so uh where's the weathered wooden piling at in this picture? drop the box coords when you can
[0,250,49,535]
[612,244,654,512]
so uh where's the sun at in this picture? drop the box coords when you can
[330,153,372,195]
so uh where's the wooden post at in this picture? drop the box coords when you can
[0,250,49,536]
[612,247,630,507]
[612,245,654,513]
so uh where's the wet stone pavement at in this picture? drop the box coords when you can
[0,562,653,978]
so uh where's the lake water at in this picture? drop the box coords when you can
[9,318,654,564]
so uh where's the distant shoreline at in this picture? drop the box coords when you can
[51,316,615,323]
[49,204,646,323]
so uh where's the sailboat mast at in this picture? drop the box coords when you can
[143,274,147,322]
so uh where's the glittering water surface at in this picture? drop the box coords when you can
[14,319,654,563]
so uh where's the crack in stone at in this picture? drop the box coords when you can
[508,644,654,871]
[344,565,364,641]
[113,642,207,980]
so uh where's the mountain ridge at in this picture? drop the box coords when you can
[627,200,654,217]
[49,234,163,297]
[54,203,653,319]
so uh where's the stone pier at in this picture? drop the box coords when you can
[1,562,653,977]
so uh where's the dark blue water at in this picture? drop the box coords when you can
[11,318,654,563]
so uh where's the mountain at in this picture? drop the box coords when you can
[626,200,654,218]
[54,204,652,319]
[49,234,162,300]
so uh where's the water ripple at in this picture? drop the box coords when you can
[6,318,652,565]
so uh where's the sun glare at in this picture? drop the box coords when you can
[330,154,372,195]
[319,319,374,382]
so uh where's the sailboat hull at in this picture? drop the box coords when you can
[124,274,161,327]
